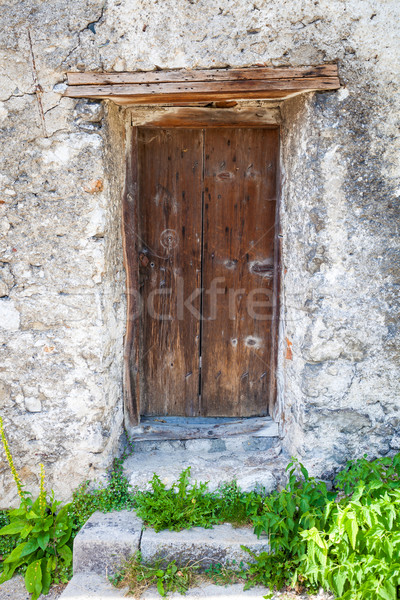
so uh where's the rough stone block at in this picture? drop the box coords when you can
[73,510,143,576]
[140,524,269,570]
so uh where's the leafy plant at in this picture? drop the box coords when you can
[299,486,400,599]
[0,418,73,600]
[204,561,246,586]
[212,481,264,527]
[248,458,335,590]
[113,552,197,598]
[134,467,219,532]
[134,467,265,533]
[335,452,400,497]
[0,510,18,559]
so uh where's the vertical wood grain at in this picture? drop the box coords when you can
[122,126,140,426]
[201,128,279,416]
[138,128,203,416]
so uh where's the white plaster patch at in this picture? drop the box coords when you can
[86,207,106,237]
[337,87,349,101]
[0,217,10,235]
[43,143,71,164]
[42,133,102,165]
[0,75,15,101]
[0,101,8,124]
[0,299,20,330]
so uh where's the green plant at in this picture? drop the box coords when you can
[113,552,197,598]
[247,458,335,590]
[204,561,245,586]
[134,468,265,533]
[0,510,18,559]
[212,481,264,527]
[134,467,220,532]
[0,418,73,600]
[299,485,400,599]
[335,452,400,497]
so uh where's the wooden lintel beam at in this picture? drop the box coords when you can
[67,64,338,86]
[64,65,340,104]
[65,76,340,102]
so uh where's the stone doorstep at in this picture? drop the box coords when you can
[60,510,271,599]
[133,434,280,454]
[124,448,287,494]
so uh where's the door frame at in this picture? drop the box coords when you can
[122,106,282,428]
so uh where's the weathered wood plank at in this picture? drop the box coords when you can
[130,107,281,128]
[105,90,302,105]
[201,128,279,417]
[67,64,338,85]
[131,416,279,440]
[64,76,340,101]
[122,126,140,427]
[138,128,203,417]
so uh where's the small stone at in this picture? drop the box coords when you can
[24,397,42,412]
[74,99,104,122]
[53,82,68,93]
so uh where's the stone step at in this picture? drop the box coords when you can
[72,511,269,576]
[141,523,269,569]
[58,572,128,599]
[72,510,142,577]
[124,446,286,493]
[60,510,274,600]
[59,573,272,600]
[141,582,273,599]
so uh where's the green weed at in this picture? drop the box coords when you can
[0,510,18,558]
[134,467,265,532]
[204,561,246,586]
[0,418,73,600]
[335,452,400,496]
[113,552,197,598]
[248,458,335,590]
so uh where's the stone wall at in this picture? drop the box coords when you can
[0,0,399,504]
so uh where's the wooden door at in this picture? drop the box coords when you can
[137,127,278,417]
[201,128,278,416]
[138,129,203,416]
